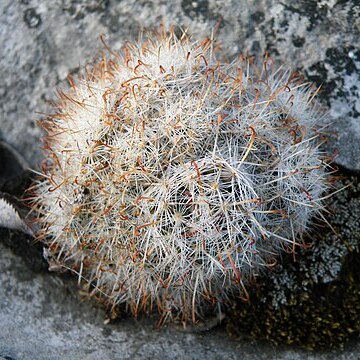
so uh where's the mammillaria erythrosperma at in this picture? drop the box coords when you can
[31,28,331,323]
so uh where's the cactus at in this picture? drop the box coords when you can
[30,28,331,323]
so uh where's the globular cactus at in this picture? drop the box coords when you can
[31,28,331,323]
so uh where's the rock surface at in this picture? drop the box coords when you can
[1,240,359,360]
[0,0,359,169]
[1,1,360,359]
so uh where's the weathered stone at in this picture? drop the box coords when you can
[1,241,359,359]
[1,0,359,169]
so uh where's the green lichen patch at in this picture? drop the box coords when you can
[226,171,360,350]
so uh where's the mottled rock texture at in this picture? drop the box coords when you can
[2,239,359,360]
[1,0,359,169]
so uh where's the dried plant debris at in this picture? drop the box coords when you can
[0,192,46,272]
[0,194,33,235]
[0,140,33,234]
[226,170,360,350]
[0,140,45,271]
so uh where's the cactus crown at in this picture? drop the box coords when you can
[31,28,330,323]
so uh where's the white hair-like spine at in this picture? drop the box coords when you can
[30,28,331,324]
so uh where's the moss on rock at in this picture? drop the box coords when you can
[226,171,360,350]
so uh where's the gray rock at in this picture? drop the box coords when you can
[1,241,359,360]
[1,0,359,169]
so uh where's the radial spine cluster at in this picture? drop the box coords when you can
[32,28,330,322]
